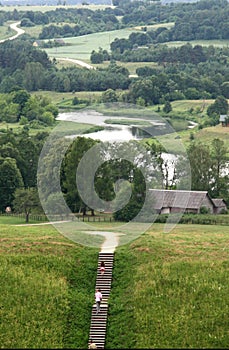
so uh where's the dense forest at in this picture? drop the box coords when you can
[0,0,228,217]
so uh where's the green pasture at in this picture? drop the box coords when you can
[108,223,229,349]
[194,124,229,151]
[43,28,140,61]
[23,24,44,38]
[170,99,214,113]
[0,120,56,136]
[32,90,102,104]
[42,34,229,63]
[0,221,229,348]
[158,122,229,154]
[92,60,160,75]
[0,23,14,40]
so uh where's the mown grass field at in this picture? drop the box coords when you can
[92,60,160,75]
[43,28,140,61]
[0,218,229,348]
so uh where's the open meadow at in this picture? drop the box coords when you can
[43,28,140,62]
[0,217,229,348]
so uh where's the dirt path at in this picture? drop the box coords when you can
[0,21,25,43]
[57,57,96,70]
[0,23,95,71]
[15,221,124,253]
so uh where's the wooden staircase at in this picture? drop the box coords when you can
[88,252,114,349]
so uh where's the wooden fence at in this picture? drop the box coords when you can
[0,212,114,222]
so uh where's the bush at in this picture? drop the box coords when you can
[200,206,210,214]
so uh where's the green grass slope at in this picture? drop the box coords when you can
[0,223,99,349]
[1,221,229,348]
[107,223,229,349]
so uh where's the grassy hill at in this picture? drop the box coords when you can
[1,219,229,348]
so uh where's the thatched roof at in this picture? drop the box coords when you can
[149,189,212,210]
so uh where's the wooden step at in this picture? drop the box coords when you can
[88,252,115,349]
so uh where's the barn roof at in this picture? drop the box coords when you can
[211,198,227,208]
[149,189,213,210]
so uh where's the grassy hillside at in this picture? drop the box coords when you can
[0,222,99,349]
[107,223,229,349]
[43,28,140,61]
[1,220,229,348]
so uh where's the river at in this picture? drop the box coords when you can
[57,109,186,142]
[57,109,180,181]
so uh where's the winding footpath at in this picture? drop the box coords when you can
[0,21,25,43]
[0,22,95,70]
[57,57,96,70]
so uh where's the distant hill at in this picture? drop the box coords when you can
[0,0,202,7]
[0,0,112,6]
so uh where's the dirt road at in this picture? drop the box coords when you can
[0,21,25,43]
[57,57,96,70]
[0,22,95,71]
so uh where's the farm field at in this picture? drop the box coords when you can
[157,121,229,154]
[193,124,229,150]
[0,23,15,40]
[43,28,140,61]
[0,220,229,348]
[92,60,160,75]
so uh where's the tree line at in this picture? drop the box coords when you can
[1,129,228,221]
[0,0,228,42]
[0,39,228,107]
[0,39,228,131]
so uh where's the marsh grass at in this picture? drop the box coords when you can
[104,118,152,127]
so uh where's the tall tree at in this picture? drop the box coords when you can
[207,95,228,117]
[0,157,23,212]
[211,138,229,198]
[62,136,98,214]
[187,141,213,192]
[13,187,42,223]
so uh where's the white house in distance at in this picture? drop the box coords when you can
[219,115,229,126]
[149,189,227,215]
